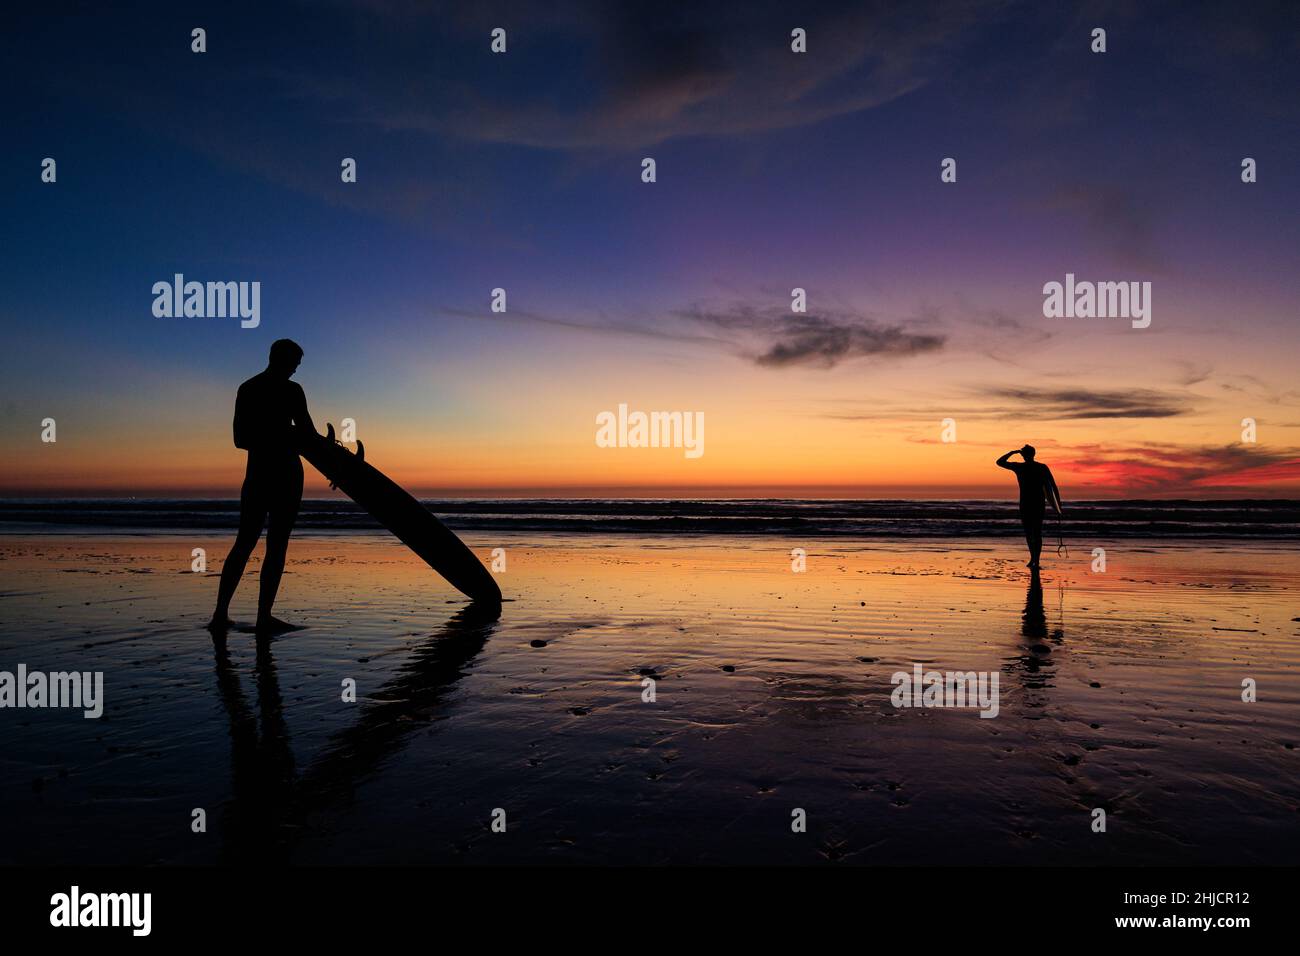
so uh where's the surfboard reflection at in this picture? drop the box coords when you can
[212,602,501,863]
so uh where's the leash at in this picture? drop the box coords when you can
[1057,576,1066,634]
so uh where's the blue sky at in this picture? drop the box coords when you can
[3,1,1299,495]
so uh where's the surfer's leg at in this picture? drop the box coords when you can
[256,460,303,630]
[212,472,269,628]
[1018,501,1044,569]
[1026,516,1043,568]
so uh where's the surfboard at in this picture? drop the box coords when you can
[1046,479,1062,515]
[300,424,501,604]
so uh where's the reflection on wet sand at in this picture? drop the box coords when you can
[213,602,500,863]
[1002,570,1067,699]
[212,635,295,862]
[3,535,1297,865]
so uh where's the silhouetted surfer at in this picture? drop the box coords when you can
[209,339,315,634]
[996,444,1061,569]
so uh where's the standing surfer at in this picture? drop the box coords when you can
[996,444,1061,569]
[209,339,315,634]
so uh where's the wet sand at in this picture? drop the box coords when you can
[1,533,1297,865]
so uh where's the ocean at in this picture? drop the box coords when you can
[1,497,1297,538]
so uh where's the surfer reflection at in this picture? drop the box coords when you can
[1003,569,1067,700]
[209,339,314,635]
[211,604,500,862]
[211,635,296,861]
[995,444,1062,569]
[1022,569,1047,641]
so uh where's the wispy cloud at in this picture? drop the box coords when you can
[280,0,1007,150]
[676,304,945,368]
[1058,441,1300,491]
[976,386,1192,420]
[1171,361,1214,386]
[818,384,1195,422]
[448,299,946,369]
[440,305,728,347]
[957,307,1057,367]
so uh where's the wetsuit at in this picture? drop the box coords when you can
[1005,460,1053,564]
[232,370,309,527]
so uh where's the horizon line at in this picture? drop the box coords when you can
[3,490,1299,503]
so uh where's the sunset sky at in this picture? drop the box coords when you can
[3,1,1299,498]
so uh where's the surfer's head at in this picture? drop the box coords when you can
[268,338,304,378]
[1021,444,1036,461]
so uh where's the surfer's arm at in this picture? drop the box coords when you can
[232,386,251,450]
[291,384,316,438]
[995,451,1019,470]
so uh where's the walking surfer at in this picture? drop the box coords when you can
[996,444,1061,569]
[209,339,315,634]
